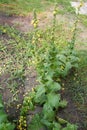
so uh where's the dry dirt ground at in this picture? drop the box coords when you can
[0,10,87,130]
[0,10,87,47]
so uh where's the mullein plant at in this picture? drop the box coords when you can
[69,0,84,50]
[31,9,39,56]
[51,3,58,42]
[17,10,40,130]
[18,3,80,130]
[28,5,78,130]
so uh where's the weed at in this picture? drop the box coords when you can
[0,95,15,130]
[0,0,76,15]
[79,15,87,27]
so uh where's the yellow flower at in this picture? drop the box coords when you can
[17,104,20,109]
[20,116,23,119]
[62,83,64,86]
[37,33,40,38]
[3,29,6,33]
[79,1,84,7]
[31,20,34,25]
[28,99,30,103]
[71,27,75,32]
[73,77,76,80]
[53,10,57,16]
[32,88,34,91]
[24,124,27,127]
[34,23,37,28]
[36,20,39,24]
[32,40,35,44]
[24,120,27,123]
[62,88,65,91]
[61,66,64,70]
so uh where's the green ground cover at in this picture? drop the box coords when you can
[0,0,75,15]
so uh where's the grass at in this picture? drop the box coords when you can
[59,49,87,129]
[57,0,75,14]
[0,25,26,104]
[79,15,87,27]
[66,50,87,105]
[0,0,75,15]
[0,0,52,15]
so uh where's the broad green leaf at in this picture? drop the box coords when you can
[0,95,2,101]
[35,85,46,99]
[46,81,61,92]
[0,110,7,123]
[47,93,60,109]
[46,72,54,80]
[50,82,61,92]
[0,95,3,106]
[0,123,15,130]
[69,55,79,63]
[57,54,66,63]
[41,118,52,128]
[62,62,72,76]
[42,103,55,121]
[62,123,78,130]
[65,62,72,70]
[0,103,3,108]
[28,114,44,130]
[59,100,67,108]
[53,122,61,130]
[29,101,34,110]
[72,63,78,68]
[4,123,15,130]
[34,85,46,104]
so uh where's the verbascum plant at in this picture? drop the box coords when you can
[19,3,80,130]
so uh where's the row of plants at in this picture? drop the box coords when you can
[17,3,81,130]
[0,2,83,130]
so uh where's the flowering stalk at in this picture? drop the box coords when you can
[51,3,58,43]
[31,9,40,57]
[70,0,84,50]
[17,116,27,130]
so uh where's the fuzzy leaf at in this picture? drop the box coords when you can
[28,114,44,130]
[57,54,66,63]
[62,62,72,76]
[0,110,7,123]
[0,103,3,108]
[62,123,78,130]
[46,81,61,92]
[41,119,52,128]
[42,103,55,121]
[0,95,3,107]
[53,122,61,130]
[59,100,67,108]
[34,85,46,104]
[47,93,60,109]
[0,122,15,130]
